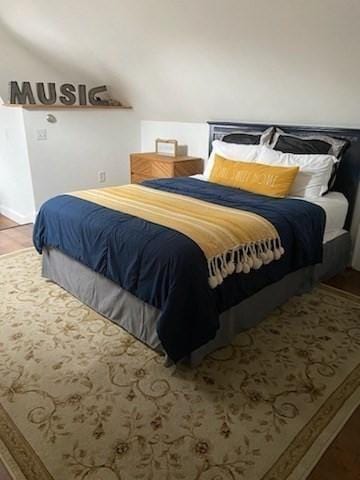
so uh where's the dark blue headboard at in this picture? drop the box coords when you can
[208,121,360,231]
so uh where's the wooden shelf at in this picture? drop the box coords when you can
[2,104,132,110]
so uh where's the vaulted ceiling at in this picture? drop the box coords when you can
[1,0,359,125]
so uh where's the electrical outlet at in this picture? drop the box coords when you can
[98,171,106,183]
[37,129,47,141]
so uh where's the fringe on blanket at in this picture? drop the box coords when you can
[208,237,284,288]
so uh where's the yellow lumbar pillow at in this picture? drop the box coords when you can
[209,154,299,198]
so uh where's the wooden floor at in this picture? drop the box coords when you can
[0,215,33,254]
[0,223,34,254]
[0,214,18,231]
[325,267,360,296]
[0,224,359,479]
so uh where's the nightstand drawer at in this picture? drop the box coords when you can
[131,157,173,178]
[130,152,203,183]
[174,159,203,176]
[130,156,153,176]
[131,173,153,184]
[151,161,173,178]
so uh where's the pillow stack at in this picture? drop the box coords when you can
[269,128,349,191]
[205,127,348,199]
[256,147,335,198]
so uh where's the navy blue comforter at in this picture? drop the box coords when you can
[33,178,326,362]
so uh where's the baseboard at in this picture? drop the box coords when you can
[0,205,35,225]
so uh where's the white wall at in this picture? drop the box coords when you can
[141,121,209,159]
[0,17,140,216]
[0,106,35,223]
[0,107,139,220]
[1,0,360,127]
[0,21,64,105]
[23,109,139,209]
[1,0,359,265]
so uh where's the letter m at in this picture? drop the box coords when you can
[9,81,36,104]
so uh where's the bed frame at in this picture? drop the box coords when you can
[42,121,360,366]
[208,121,360,230]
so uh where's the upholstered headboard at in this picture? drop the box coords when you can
[208,121,360,231]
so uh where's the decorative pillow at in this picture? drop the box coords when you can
[271,128,349,158]
[257,146,335,198]
[221,126,274,146]
[203,140,260,179]
[209,154,299,198]
[270,129,350,192]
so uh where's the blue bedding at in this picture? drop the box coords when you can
[33,177,326,362]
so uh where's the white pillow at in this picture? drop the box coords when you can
[204,140,260,179]
[257,146,336,198]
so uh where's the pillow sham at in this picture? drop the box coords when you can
[209,154,299,198]
[203,140,260,179]
[257,146,335,198]
[221,126,274,146]
[221,132,261,145]
[271,129,350,192]
[270,128,349,158]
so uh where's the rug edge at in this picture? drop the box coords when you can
[289,384,360,480]
[0,403,54,480]
[0,248,36,260]
[261,364,360,480]
[319,283,360,302]
[0,437,27,480]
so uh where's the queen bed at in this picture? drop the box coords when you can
[33,121,360,365]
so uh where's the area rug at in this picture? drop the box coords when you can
[0,249,359,480]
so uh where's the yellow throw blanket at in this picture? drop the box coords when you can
[71,185,284,288]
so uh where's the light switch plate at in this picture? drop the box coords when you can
[98,171,106,183]
[37,129,47,141]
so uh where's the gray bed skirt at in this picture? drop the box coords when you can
[42,232,351,366]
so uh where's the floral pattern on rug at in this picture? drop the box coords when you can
[0,250,359,480]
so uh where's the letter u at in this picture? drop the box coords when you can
[37,83,57,105]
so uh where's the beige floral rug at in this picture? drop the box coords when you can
[0,249,359,480]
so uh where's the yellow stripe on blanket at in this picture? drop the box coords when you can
[71,185,284,288]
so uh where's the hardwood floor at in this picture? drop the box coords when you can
[308,272,360,480]
[308,408,360,480]
[0,215,33,254]
[0,224,33,255]
[325,267,360,296]
[0,214,18,231]
[0,226,359,480]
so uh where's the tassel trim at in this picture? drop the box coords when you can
[208,237,285,289]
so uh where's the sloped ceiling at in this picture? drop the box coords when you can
[1,0,359,125]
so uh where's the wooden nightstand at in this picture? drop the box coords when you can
[130,153,203,184]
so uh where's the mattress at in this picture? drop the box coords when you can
[191,174,349,243]
[301,192,348,242]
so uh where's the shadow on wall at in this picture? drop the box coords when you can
[0,18,97,100]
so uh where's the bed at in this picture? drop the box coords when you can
[33,121,360,366]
